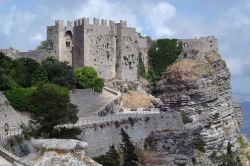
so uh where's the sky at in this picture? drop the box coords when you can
[0,0,250,95]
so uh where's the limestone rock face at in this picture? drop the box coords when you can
[18,139,100,166]
[154,37,242,164]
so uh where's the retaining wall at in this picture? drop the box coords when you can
[80,111,184,157]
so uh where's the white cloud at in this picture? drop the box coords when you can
[0,6,36,35]
[142,2,176,37]
[30,33,44,42]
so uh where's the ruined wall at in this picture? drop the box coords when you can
[180,36,218,61]
[79,112,184,157]
[0,48,19,59]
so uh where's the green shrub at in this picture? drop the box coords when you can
[5,87,37,112]
[181,112,192,124]
[195,137,205,153]
[50,127,81,139]
[93,146,120,166]
[238,135,248,148]
[0,52,14,75]
[36,41,47,50]
[0,72,19,91]
[74,66,104,92]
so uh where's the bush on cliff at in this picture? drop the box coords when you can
[74,66,104,92]
[41,57,76,89]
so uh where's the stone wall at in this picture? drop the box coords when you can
[19,50,50,62]
[0,92,30,133]
[69,89,102,117]
[179,36,218,61]
[79,111,184,157]
[97,87,121,116]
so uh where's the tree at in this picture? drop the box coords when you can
[93,145,120,166]
[0,52,14,75]
[36,41,47,50]
[120,128,138,166]
[12,58,48,87]
[42,57,76,89]
[26,83,80,138]
[74,66,104,92]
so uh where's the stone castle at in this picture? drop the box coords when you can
[45,18,151,81]
[0,17,219,83]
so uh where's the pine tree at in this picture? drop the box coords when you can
[120,128,138,166]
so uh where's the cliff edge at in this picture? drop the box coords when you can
[153,37,242,165]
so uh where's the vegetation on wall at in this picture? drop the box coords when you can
[74,66,104,92]
[210,142,242,166]
[138,53,146,78]
[147,39,182,86]
[195,137,206,153]
[181,112,192,124]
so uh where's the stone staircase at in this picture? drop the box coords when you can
[82,90,116,117]
[70,88,117,117]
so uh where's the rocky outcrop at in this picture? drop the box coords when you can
[153,37,242,165]
[9,138,100,166]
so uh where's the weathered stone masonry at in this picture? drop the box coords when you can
[47,18,150,81]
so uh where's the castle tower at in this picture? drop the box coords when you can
[116,20,138,81]
[47,20,73,65]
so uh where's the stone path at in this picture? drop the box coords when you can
[0,156,11,166]
[82,90,116,117]
[70,89,116,117]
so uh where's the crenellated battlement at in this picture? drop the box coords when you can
[72,17,128,27]
[55,20,64,26]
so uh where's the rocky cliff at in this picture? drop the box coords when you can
[152,37,242,165]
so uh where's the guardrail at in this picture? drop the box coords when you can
[0,128,22,143]
[74,109,160,127]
